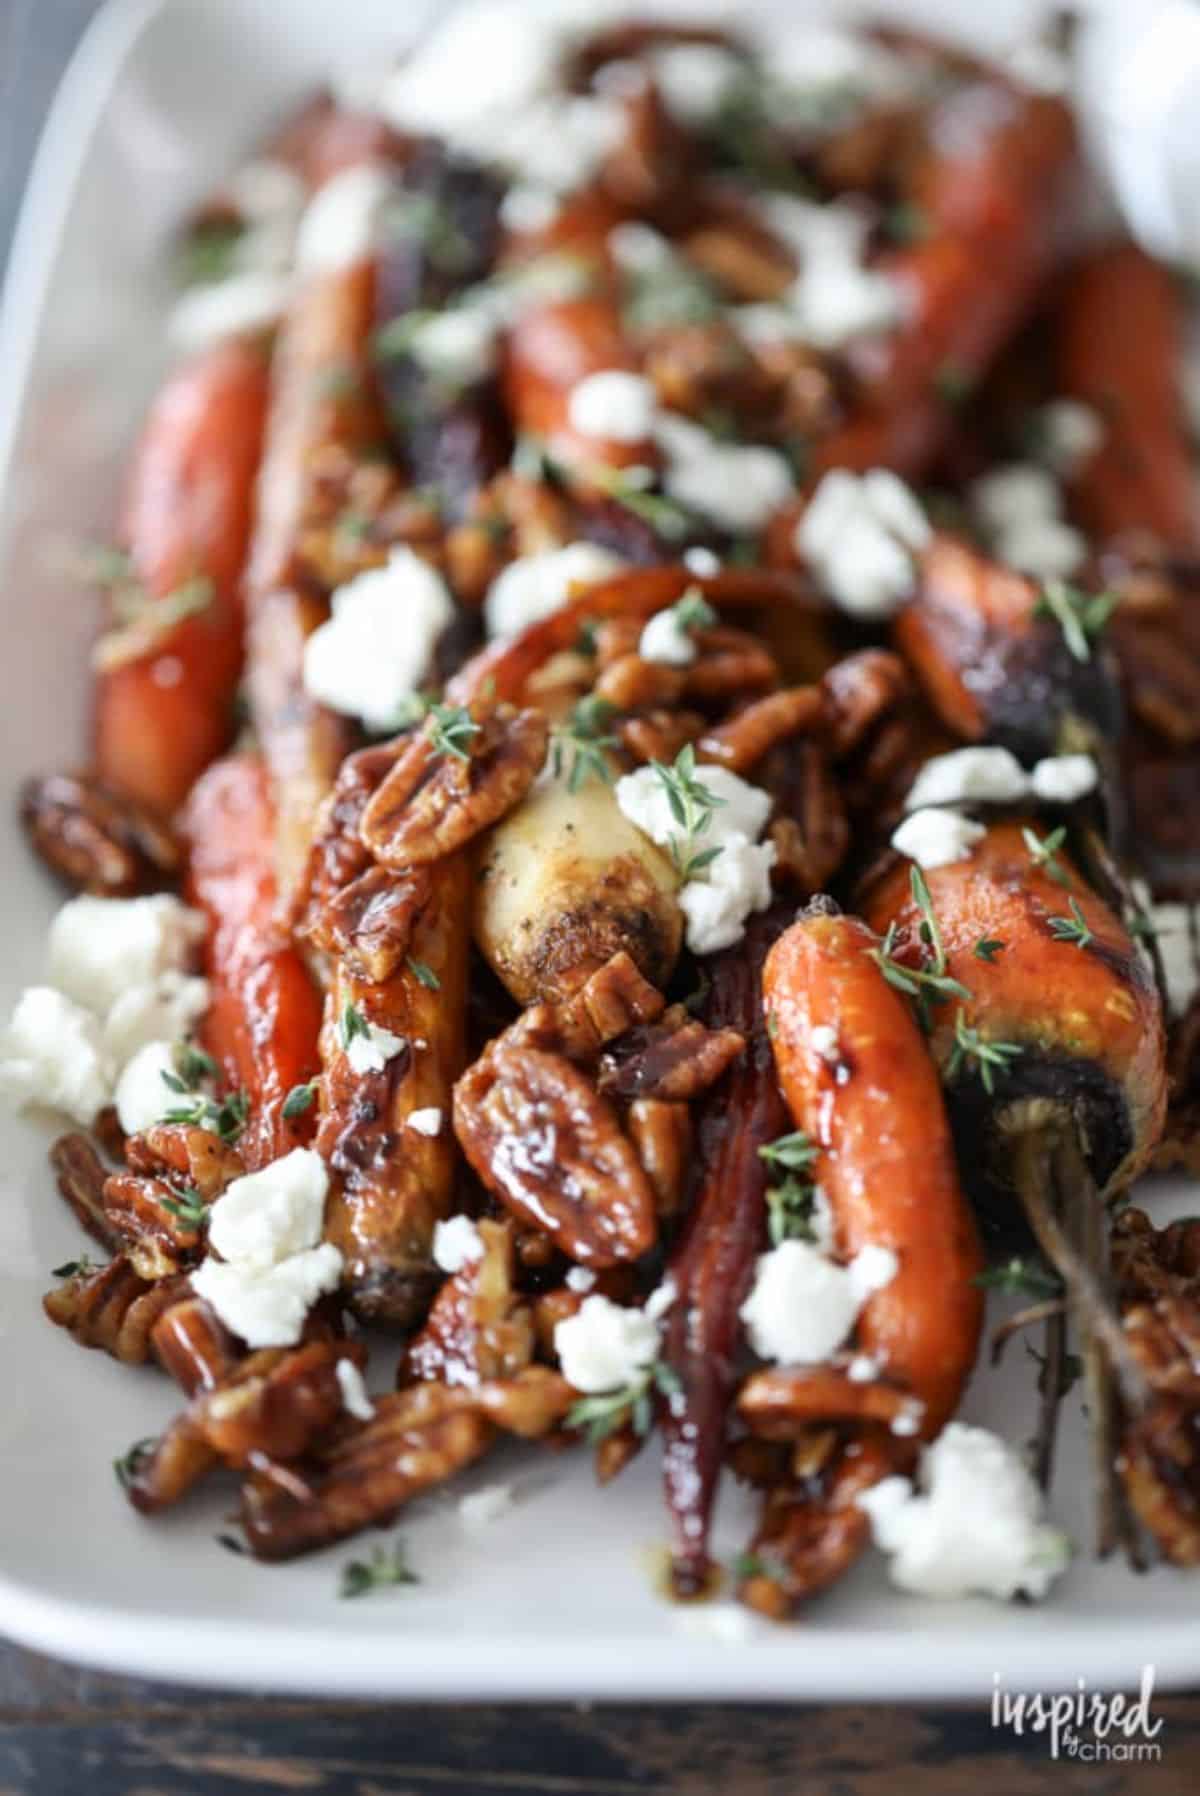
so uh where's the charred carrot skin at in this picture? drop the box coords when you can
[859,822,1167,1209]
[763,904,984,1439]
[94,339,269,817]
[182,755,323,1171]
[1055,244,1200,552]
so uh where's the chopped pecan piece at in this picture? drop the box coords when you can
[43,1258,189,1363]
[49,1132,119,1252]
[20,770,180,895]
[683,629,778,701]
[697,687,823,775]
[151,1294,240,1396]
[309,862,435,982]
[617,707,705,766]
[554,951,666,1058]
[125,1122,245,1203]
[294,743,402,931]
[593,654,686,712]
[454,1044,658,1266]
[406,1219,535,1389]
[597,1019,744,1102]
[763,741,849,894]
[627,1097,691,1217]
[360,704,549,869]
[820,650,912,760]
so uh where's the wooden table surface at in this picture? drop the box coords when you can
[2,3,1199,1790]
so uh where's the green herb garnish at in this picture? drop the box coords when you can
[550,694,618,793]
[340,1001,370,1048]
[973,937,1006,963]
[114,1436,157,1493]
[426,701,480,763]
[1034,580,1118,663]
[339,1539,420,1599]
[650,743,726,882]
[406,957,441,991]
[1047,897,1093,949]
[1022,824,1072,888]
[52,1256,97,1279]
[946,1013,1023,1096]
[974,1257,1062,1301]
[282,1080,319,1119]
[567,1358,681,1446]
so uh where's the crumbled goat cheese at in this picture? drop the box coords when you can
[565,1266,596,1293]
[797,468,929,618]
[891,808,985,870]
[1034,399,1105,476]
[499,184,561,235]
[484,542,625,639]
[656,413,792,534]
[891,1400,924,1437]
[102,972,209,1068]
[678,834,777,955]
[0,986,111,1125]
[1030,754,1098,804]
[643,1278,677,1323]
[459,1483,514,1529]
[758,195,903,349]
[567,369,657,442]
[303,548,454,730]
[336,1359,376,1421]
[739,1238,897,1365]
[554,1293,659,1393]
[809,1185,836,1254]
[345,1019,408,1076]
[1006,38,1070,96]
[168,271,291,354]
[406,1107,444,1137]
[683,546,721,577]
[113,1039,182,1136]
[192,1245,343,1350]
[48,894,205,1019]
[969,462,1086,581]
[433,1215,485,1274]
[675,1604,758,1645]
[294,163,394,273]
[406,307,498,386]
[856,1421,1072,1600]
[847,1354,881,1383]
[649,42,743,122]
[607,220,673,275]
[616,762,772,853]
[810,1024,840,1063]
[904,746,1030,811]
[638,606,698,667]
[763,25,919,129]
[207,1148,330,1272]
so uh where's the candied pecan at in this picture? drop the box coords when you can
[49,1132,119,1252]
[745,338,838,438]
[1119,1393,1200,1565]
[294,743,402,931]
[152,1294,240,1396]
[43,1258,188,1364]
[1114,615,1200,747]
[21,771,180,895]
[618,707,705,766]
[592,615,644,668]
[309,863,434,982]
[598,1020,744,1102]
[737,1366,919,1439]
[682,225,793,303]
[697,686,823,775]
[627,1097,691,1217]
[683,630,778,701]
[241,1381,497,1559]
[453,1044,658,1266]
[593,653,686,712]
[553,951,666,1059]
[125,1122,245,1203]
[102,1170,203,1279]
[763,741,849,894]
[820,649,912,760]
[360,704,549,869]
[641,320,768,426]
[406,1219,535,1389]
[1111,1206,1200,1308]
[296,445,443,593]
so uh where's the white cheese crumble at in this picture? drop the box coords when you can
[655,413,792,534]
[1030,754,1098,804]
[891,807,985,870]
[484,542,625,639]
[810,1023,839,1063]
[554,1293,658,1393]
[405,307,498,387]
[0,987,111,1125]
[616,762,776,956]
[638,606,698,667]
[207,1148,330,1272]
[969,462,1086,581]
[406,1106,443,1137]
[102,972,209,1068]
[683,546,721,577]
[649,43,742,122]
[336,1359,377,1422]
[303,548,454,731]
[113,1039,182,1137]
[433,1214,485,1274]
[797,468,930,618]
[565,1266,596,1293]
[48,894,205,1018]
[294,163,394,274]
[607,220,673,275]
[1034,399,1105,476]
[739,1239,897,1365]
[847,1354,881,1383]
[566,370,657,443]
[168,271,291,355]
[762,25,920,131]
[458,1482,514,1529]
[499,184,561,235]
[758,195,903,350]
[192,1246,343,1350]
[675,1604,758,1645]
[904,746,1030,811]
[856,1422,1072,1601]
[344,1018,408,1076]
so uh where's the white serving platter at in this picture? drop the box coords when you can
[1,0,1197,1702]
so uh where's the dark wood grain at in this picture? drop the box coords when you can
[3,5,1200,1791]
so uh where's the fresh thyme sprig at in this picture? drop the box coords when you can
[282,1080,319,1118]
[974,1257,1063,1301]
[52,1255,98,1279]
[406,957,441,991]
[1022,824,1072,888]
[174,1043,218,1087]
[159,1182,210,1228]
[340,1000,370,1049]
[550,695,619,793]
[1047,897,1093,949]
[650,744,725,882]
[1035,579,1118,663]
[946,1012,1023,1096]
[974,937,1005,963]
[758,1131,820,1246]
[339,1539,420,1599]
[114,1436,157,1493]
[669,588,718,636]
[868,866,971,1027]
[567,1358,681,1445]
[590,463,693,542]
[160,1073,249,1144]
[426,701,480,763]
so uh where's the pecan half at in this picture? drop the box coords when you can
[49,1132,119,1252]
[820,649,912,761]
[360,704,549,869]
[453,1044,658,1266]
[697,686,823,775]
[406,1218,535,1389]
[125,1122,245,1203]
[43,1258,188,1363]
[627,1098,690,1217]
[21,771,180,895]
[309,862,435,982]
[597,1018,744,1102]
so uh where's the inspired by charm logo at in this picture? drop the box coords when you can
[991,1665,1164,1762]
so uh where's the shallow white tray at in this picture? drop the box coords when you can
[1,0,1197,1701]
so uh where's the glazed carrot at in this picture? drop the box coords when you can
[182,754,323,1171]
[761,904,984,1438]
[502,294,653,480]
[94,338,269,816]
